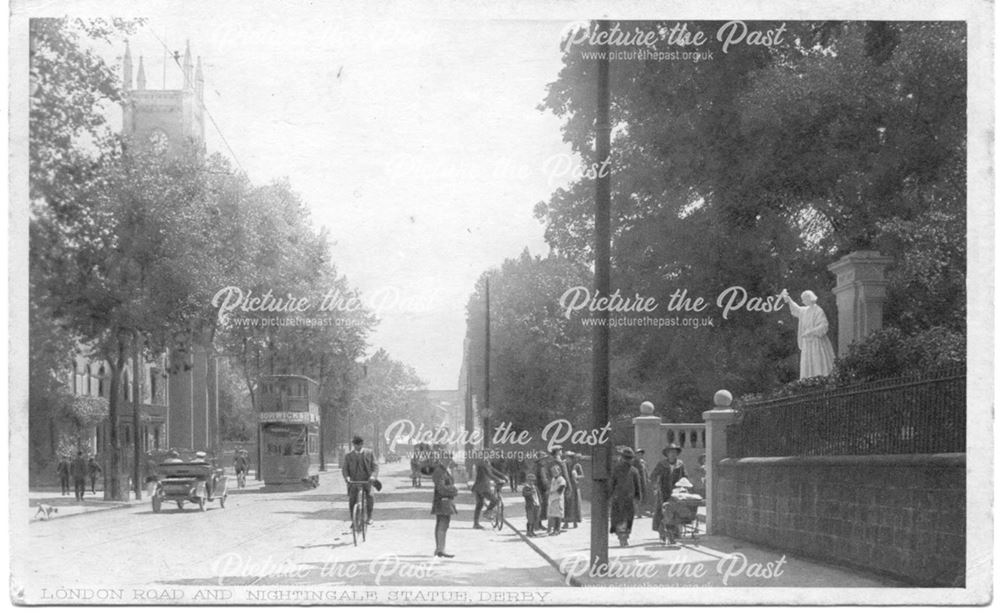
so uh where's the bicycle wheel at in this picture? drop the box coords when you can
[361,505,368,543]
[492,499,505,531]
[351,502,361,547]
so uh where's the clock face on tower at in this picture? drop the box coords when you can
[148,129,169,154]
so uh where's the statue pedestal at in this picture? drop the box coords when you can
[828,251,893,356]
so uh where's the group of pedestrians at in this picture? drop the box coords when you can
[56,451,101,501]
[609,443,694,546]
[339,435,700,558]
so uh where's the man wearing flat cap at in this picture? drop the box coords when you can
[609,447,642,546]
[650,443,687,542]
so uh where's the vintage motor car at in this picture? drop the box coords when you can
[150,450,229,513]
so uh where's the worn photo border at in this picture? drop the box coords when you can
[5,0,994,606]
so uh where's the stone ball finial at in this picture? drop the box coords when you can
[713,390,733,408]
[639,401,655,415]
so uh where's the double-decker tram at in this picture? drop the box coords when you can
[257,374,321,489]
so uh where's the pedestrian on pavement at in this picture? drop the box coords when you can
[532,451,548,531]
[694,453,707,499]
[609,447,642,547]
[56,456,70,496]
[539,446,569,528]
[430,451,458,558]
[69,451,88,502]
[87,456,102,494]
[342,435,379,524]
[144,454,160,498]
[633,449,649,517]
[564,452,584,529]
[650,443,687,543]
[546,465,567,535]
[522,472,541,537]
[471,456,506,529]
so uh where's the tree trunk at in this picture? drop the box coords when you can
[104,342,127,501]
[132,332,143,500]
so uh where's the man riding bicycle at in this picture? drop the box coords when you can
[342,435,379,524]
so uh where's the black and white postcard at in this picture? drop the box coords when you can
[7,0,993,606]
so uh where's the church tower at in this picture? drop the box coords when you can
[122,39,206,156]
[120,39,218,453]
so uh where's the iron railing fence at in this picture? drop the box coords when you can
[727,368,965,457]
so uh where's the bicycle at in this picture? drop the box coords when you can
[347,480,371,546]
[486,480,506,532]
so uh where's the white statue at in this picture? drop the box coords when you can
[780,289,836,379]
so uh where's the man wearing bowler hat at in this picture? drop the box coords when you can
[650,442,687,542]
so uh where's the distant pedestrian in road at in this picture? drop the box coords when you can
[609,447,642,547]
[56,456,70,496]
[506,456,522,492]
[430,452,458,558]
[650,443,687,542]
[70,451,88,501]
[87,457,102,494]
[471,457,505,529]
[522,472,541,537]
[546,465,566,535]
[564,452,584,529]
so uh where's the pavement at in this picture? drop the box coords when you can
[21,462,906,592]
[28,489,140,521]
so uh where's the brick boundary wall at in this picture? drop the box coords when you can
[716,453,965,587]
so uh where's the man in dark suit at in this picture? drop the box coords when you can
[342,436,379,524]
[471,456,506,529]
[69,451,88,501]
[56,456,70,496]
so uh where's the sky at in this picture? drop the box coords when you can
[109,9,580,389]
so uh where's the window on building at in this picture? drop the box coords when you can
[97,366,105,397]
[149,367,157,403]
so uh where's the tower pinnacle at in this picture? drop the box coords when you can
[183,39,193,90]
[123,40,133,91]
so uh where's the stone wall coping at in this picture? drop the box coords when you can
[720,453,965,467]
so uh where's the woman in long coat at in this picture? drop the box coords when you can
[564,452,584,528]
[650,444,686,542]
[429,452,458,557]
[609,447,642,546]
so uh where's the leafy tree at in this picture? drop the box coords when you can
[349,349,426,457]
[533,21,966,411]
[465,250,592,433]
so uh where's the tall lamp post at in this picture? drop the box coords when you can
[590,19,612,569]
